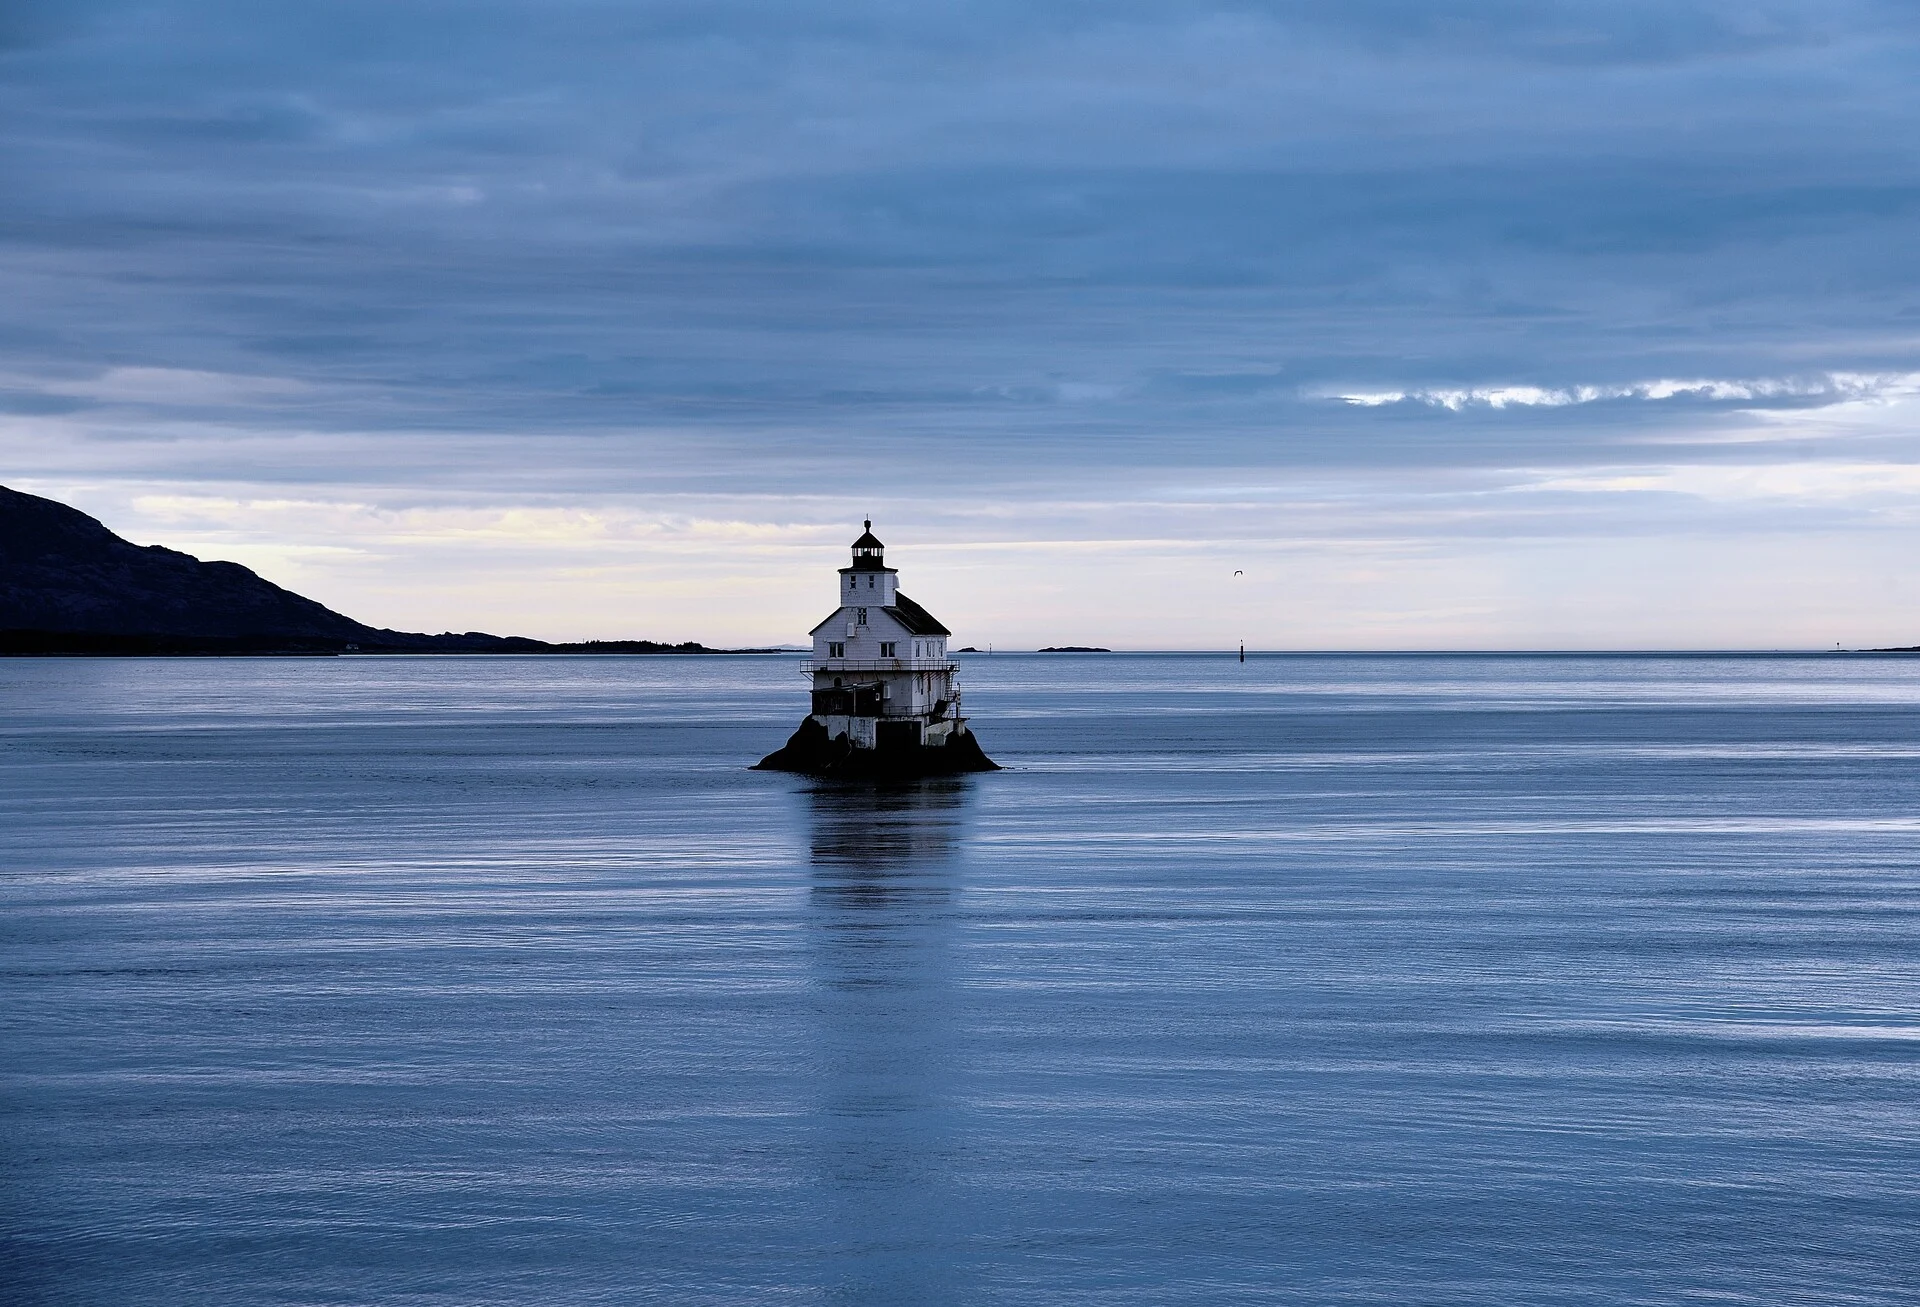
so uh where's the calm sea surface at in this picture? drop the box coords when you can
[5,652,1920,1305]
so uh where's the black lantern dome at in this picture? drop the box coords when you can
[848,519,887,571]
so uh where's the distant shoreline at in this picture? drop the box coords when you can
[0,630,788,657]
[9,640,1905,659]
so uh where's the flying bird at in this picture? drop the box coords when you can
[1233,570,1243,576]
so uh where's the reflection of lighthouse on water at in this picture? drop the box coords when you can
[799,780,978,1303]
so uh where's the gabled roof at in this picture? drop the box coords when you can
[886,592,950,636]
[806,593,951,638]
[809,605,905,637]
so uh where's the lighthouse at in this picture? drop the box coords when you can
[754,522,997,776]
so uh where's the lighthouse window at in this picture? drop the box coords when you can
[880,642,896,658]
[828,642,845,658]
[856,608,867,625]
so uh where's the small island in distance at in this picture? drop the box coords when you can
[0,484,767,656]
[1039,645,1111,653]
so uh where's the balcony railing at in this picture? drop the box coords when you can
[805,659,957,675]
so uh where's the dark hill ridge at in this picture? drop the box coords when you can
[0,484,732,655]
[2,484,384,642]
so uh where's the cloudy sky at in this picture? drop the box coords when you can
[6,0,1920,647]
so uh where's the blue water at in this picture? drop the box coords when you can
[5,652,1920,1305]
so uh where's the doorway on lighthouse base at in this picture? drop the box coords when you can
[876,719,924,753]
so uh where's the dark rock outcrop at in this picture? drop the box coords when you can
[754,715,1000,778]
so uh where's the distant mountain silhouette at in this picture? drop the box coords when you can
[0,484,728,655]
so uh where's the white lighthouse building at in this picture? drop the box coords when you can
[806,521,962,750]
[756,521,995,775]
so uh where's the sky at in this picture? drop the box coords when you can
[5,0,1920,649]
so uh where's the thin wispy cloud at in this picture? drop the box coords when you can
[1326,373,1920,410]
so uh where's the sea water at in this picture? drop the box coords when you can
[3,652,1919,1305]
